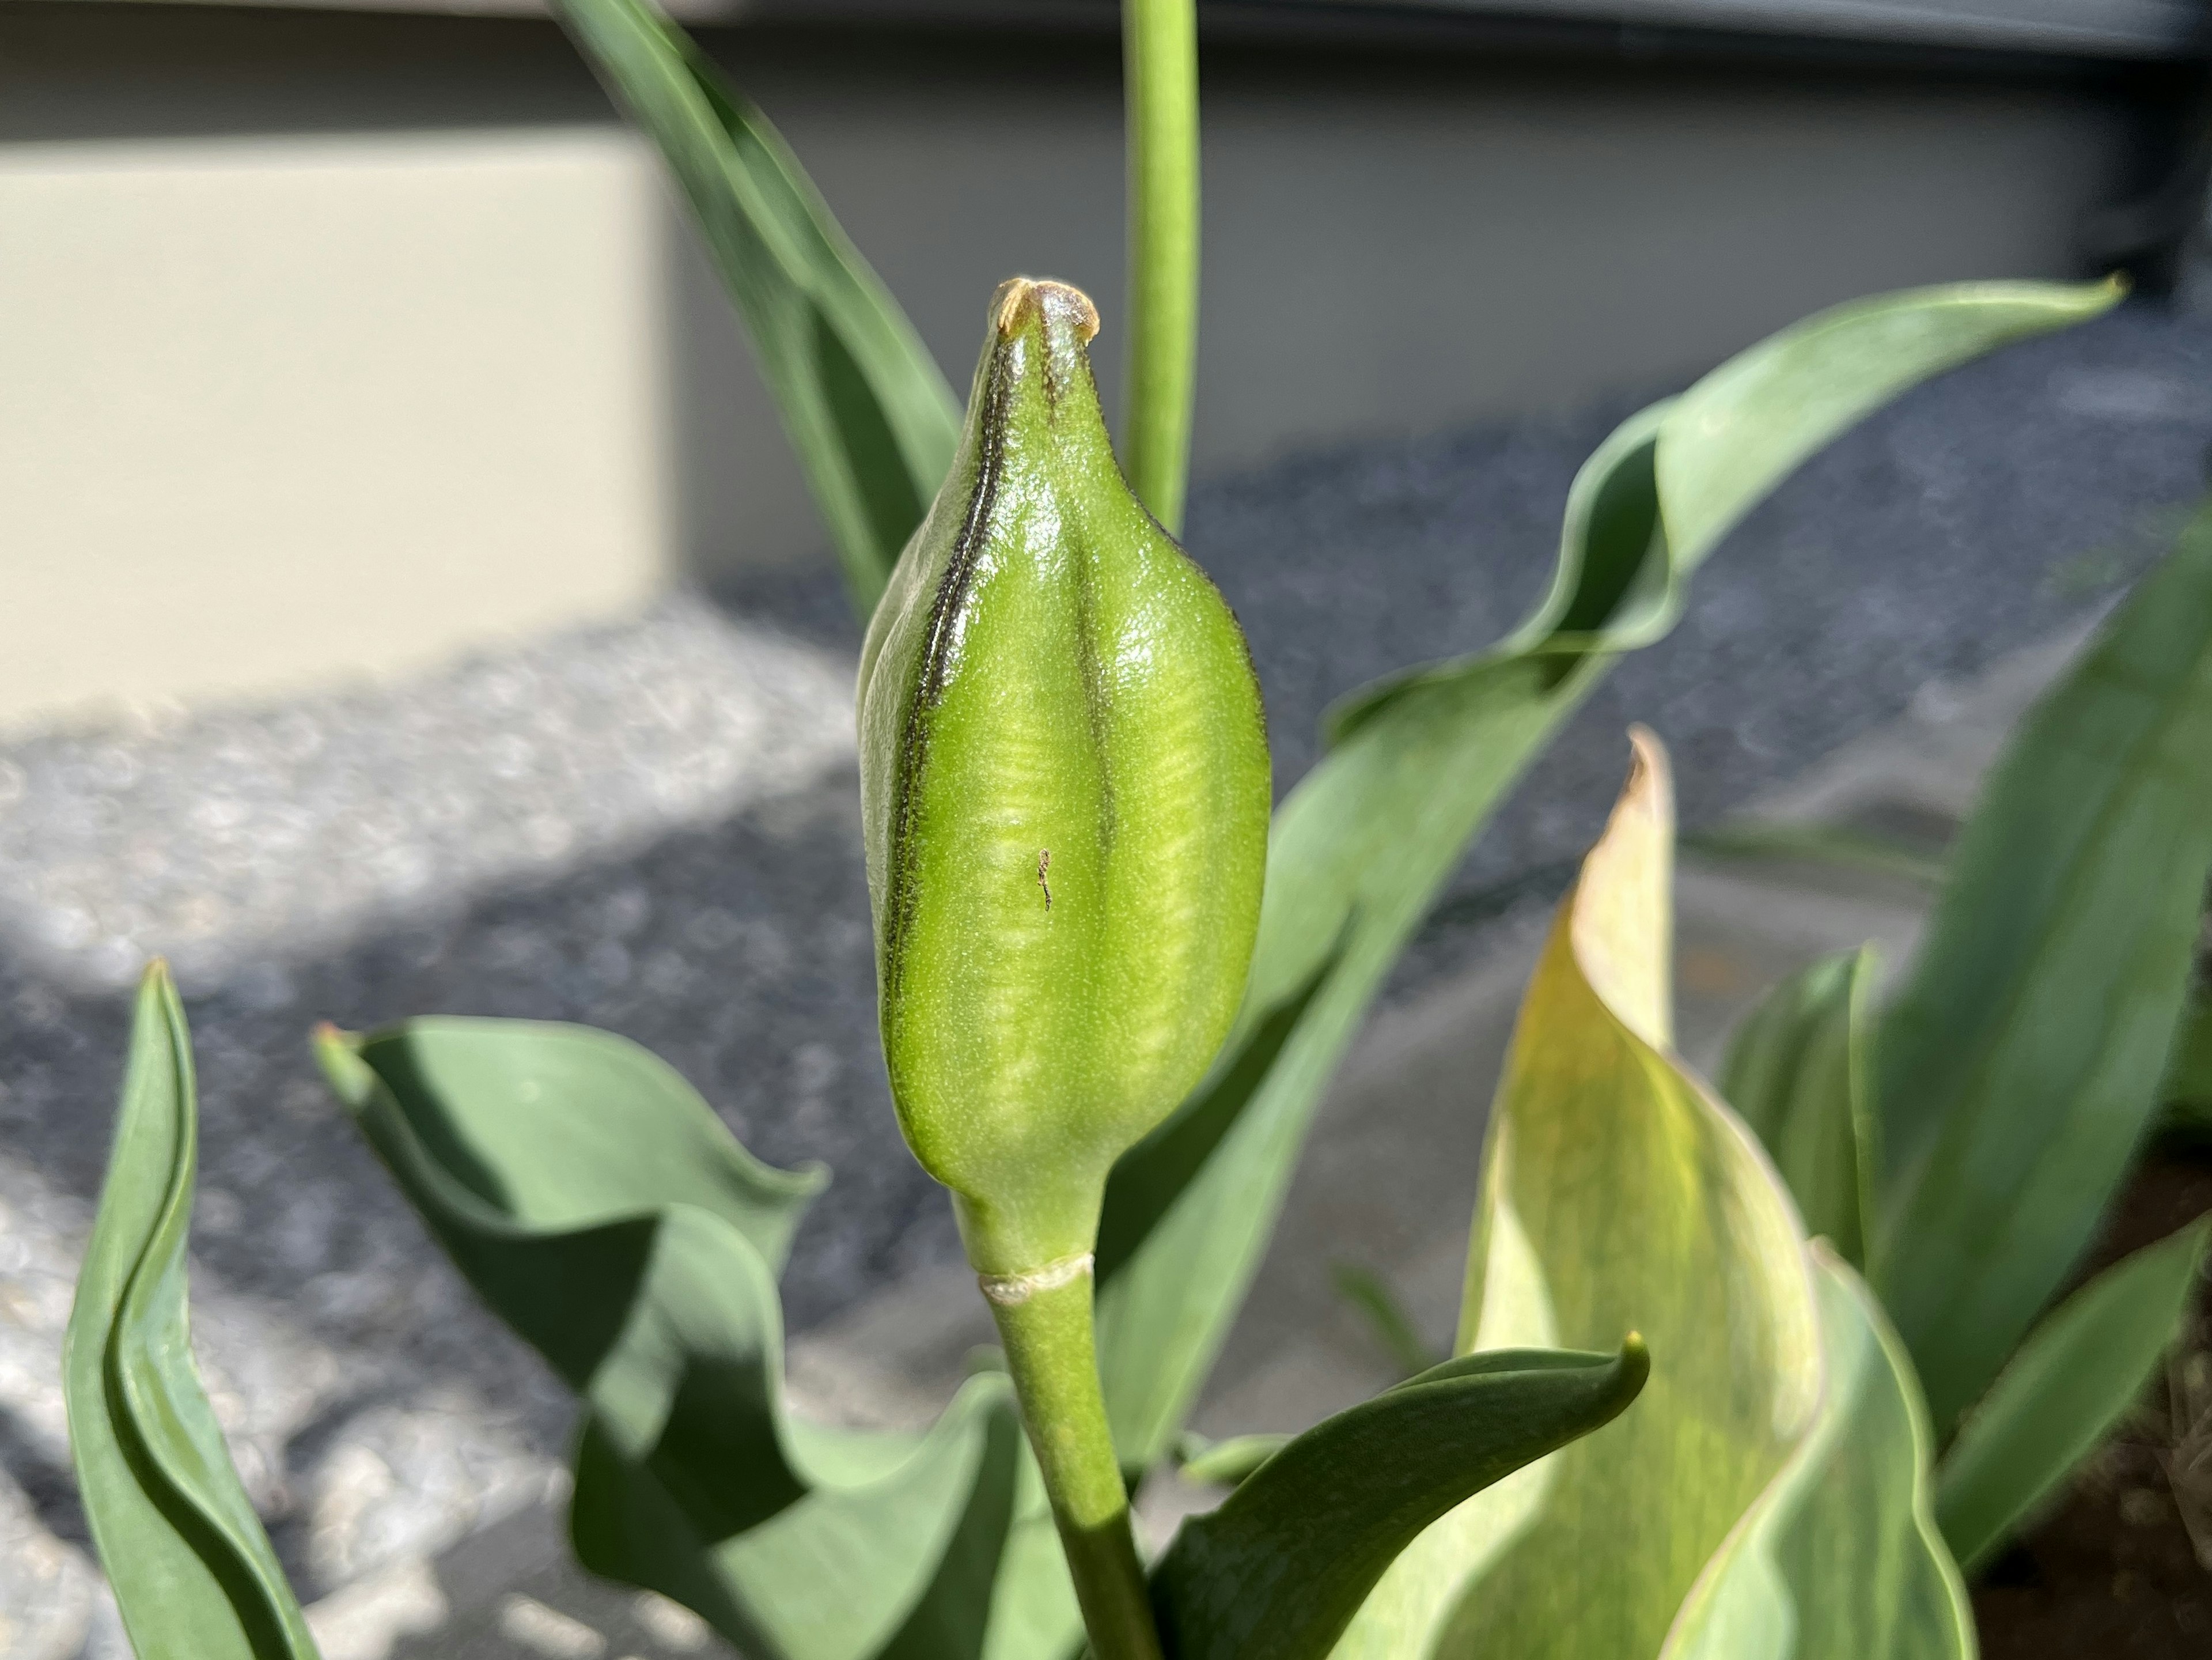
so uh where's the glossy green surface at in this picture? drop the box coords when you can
[553,0,959,614]
[1661,1248,1972,1660]
[1091,279,2119,1478]
[65,966,320,1660]
[1935,1217,2210,1574]
[1873,499,2212,1432]
[859,278,1269,1279]
[1152,1343,1647,1660]
[1721,946,1880,1266]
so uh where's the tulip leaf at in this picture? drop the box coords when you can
[1151,1341,1648,1660]
[1329,732,1825,1659]
[317,1018,1082,1660]
[1660,1245,1973,1660]
[1934,1216,2210,1575]
[2162,984,2211,1115]
[64,965,320,1660]
[1872,500,2212,1432]
[1721,947,1879,1266]
[1094,279,2116,1476]
[1332,1262,1448,1380]
[1174,1432,1290,1489]
[553,0,959,615]
[1684,823,1946,888]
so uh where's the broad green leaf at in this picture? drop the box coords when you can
[317,1018,1081,1660]
[1152,1341,1648,1660]
[1872,501,2212,1432]
[554,0,959,614]
[1660,1245,1973,1660]
[1934,1216,2210,1574]
[1094,279,2115,1476]
[64,964,320,1660]
[2161,984,2211,1117]
[1721,947,1879,1266]
[1330,732,1824,1659]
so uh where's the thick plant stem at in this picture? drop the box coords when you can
[984,1258,1164,1660]
[1121,0,1199,535]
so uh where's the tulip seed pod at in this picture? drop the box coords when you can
[858,277,1269,1279]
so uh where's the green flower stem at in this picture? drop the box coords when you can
[984,1257,1164,1660]
[1121,0,1199,534]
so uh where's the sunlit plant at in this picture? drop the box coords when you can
[48,0,2198,1655]
[1713,499,2212,1577]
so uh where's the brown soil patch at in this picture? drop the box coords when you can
[1972,1152,2212,1659]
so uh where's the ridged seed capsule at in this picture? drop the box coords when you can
[858,277,1270,1279]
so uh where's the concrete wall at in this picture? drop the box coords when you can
[0,2,2172,727]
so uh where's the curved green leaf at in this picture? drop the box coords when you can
[65,963,319,1660]
[1661,1245,1973,1660]
[1094,279,2115,1478]
[1330,733,1825,1659]
[1935,1216,2210,1574]
[316,1018,1081,1660]
[554,0,959,614]
[1873,500,2212,1432]
[1151,1341,1648,1660]
[1722,947,1879,1266]
[1652,279,2122,564]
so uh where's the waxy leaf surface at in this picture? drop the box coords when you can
[1152,1341,1647,1660]
[1660,1247,1973,1660]
[1722,947,1879,1266]
[65,966,320,1660]
[1094,281,2118,1475]
[320,1018,1081,1660]
[1329,733,1824,1658]
[1873,500,2212,1432]
[1934,1216,2210,1573]
[555,0,958,614]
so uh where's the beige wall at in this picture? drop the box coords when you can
[0,4,2153,729]
[1,125,671,723]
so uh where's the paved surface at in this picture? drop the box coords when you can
[1,301,2207,1657]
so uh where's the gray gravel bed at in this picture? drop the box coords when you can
[1,298,2207,1648]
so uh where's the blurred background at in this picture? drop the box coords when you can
[3,3,2211,1658]
[6,0,2208,724]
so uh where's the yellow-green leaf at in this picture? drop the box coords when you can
[1661,1246,1972,1660]
[1331,732,1823,1658]
[1093,279,2116,1479]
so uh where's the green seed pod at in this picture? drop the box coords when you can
[858,277,1270,1278]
